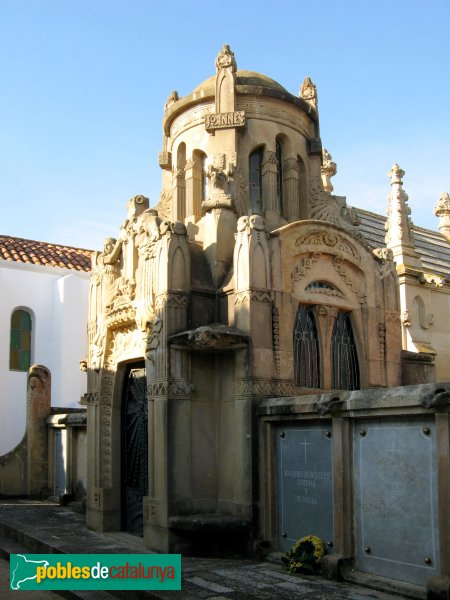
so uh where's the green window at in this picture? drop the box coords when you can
[10,309,32,371]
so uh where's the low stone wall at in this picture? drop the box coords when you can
[258,382,450,599]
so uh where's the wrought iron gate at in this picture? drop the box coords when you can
[122,364,148,536]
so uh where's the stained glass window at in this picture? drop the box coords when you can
[10,309,32,371]
[294,306,320,388]
[331,311,359,390]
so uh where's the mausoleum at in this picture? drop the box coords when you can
[85,46,450,598]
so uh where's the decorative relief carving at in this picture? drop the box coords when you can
[272,305,280,376]
[296,230,361,261]
[205,111,245,132]
[170,103,214,139]
[147,380,194,397]
[156,189,172,221]
[305,281,344,298]
[164,90,179,112]
[299,76,318,108]
[434,192,450,217]
[321,148,337,192]
[84,391,99,405]
[332,256,361,296]
[101,405,112,485]
[203,153,235,210]
[155,292,189,309]
[170,324,249,350]
[236,99,311,138]
[310,177,360,231]
[158,150,172,170]
[386,311,401,324]
[234,378,295,398]
[292,253,319,280]
[401,310,411,327]
[234,290,273,304]
[107,327,143,366]
[422,273,445,288]
[216,44,237,72]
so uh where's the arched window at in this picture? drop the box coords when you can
[293,306,320,388]
[331,311,359,390]
[10,309,32,371]
[276,138,284,213]
[249,148,263,214]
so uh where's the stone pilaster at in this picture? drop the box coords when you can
[283,156,299,221]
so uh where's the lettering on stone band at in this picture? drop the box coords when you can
[205,111,246,131]
[284,468,331,506]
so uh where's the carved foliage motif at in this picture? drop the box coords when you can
[296,230,361,262]
[310,177,360,230]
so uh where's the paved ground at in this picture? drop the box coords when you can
[0,500,416,599]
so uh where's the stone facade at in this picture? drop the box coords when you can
[85,45,450,597]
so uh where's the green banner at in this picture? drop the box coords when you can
[10,553,181,590]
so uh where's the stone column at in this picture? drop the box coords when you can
[262,150,277,212]
[185,159,202,223]
[172,168,186,222]
[283,156,300,221]
[26,365,51,496]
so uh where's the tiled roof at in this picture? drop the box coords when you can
[354,207,450,281]
[0,235,92,272]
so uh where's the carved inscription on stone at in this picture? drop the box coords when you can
[276,425,333,553]
[205,111,245,131]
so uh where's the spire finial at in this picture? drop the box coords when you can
[388,163,405,185]
[434,192,450,242]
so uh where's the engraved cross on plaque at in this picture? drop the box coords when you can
[299,438,312,463]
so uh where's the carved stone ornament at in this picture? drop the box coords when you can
[385,164,417,249]
[215,44,237,73]
[434,192,450,218]
[234,378,295,398]
[164,90,179,112]
[310,177,360,231]
[315,394,344,416]
[422,273,445,288]
[170,323,249,350]
[144,316,162,362]
[296,230,361,262]
[401,310,411,327]
[321,148,337,193]
[300,76,318,108]
[421,388,450,409]
[434,192,450,242]
[205,111,245,132]
[155,189,171,221]
[203,153,235,210]
[158,150,172,170]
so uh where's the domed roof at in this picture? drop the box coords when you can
[194,70,289,95]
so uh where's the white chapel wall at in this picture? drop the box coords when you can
[0,260,89,455]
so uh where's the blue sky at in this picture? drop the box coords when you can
[1,0,449,250]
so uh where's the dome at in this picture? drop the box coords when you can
[194,70,289,95]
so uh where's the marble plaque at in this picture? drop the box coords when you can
[354,418,439,586]
[276,425,333,552]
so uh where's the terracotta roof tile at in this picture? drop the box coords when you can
[0,235,92,272]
